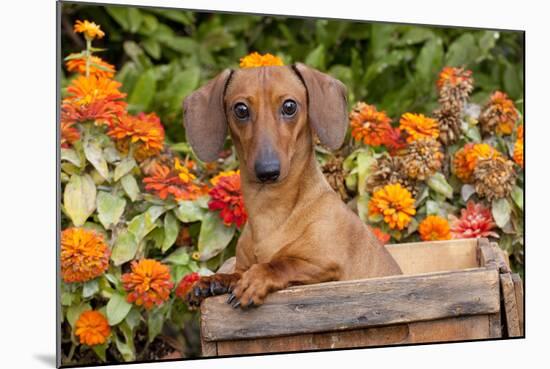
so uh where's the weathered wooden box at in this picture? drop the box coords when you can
[199,238,524,356]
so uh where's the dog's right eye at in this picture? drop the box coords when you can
[233,103,249,120]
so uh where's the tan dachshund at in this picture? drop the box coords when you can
[183,63,401,309]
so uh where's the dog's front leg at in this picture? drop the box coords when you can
[186,273,241,309]
[228,256,341,309]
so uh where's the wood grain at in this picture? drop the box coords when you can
[201,268,500,341]
[511,273,524,336]
[500,273,521,337]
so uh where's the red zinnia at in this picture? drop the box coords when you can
[175,272,200,299]
[449,201,499,239]
[208,170,247,228]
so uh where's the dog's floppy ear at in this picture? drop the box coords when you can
[293,63,348,150]
[183,69,233,162]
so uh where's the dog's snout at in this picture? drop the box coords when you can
[254,152,281,183]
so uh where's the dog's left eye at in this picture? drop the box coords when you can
[281,99,297,117]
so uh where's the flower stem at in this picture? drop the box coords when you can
[85,38,92,78]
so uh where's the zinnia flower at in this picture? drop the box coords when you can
[453,143,501,183]
[121,259,174,309]
[75,310,110,346]
[419,215,451,241]
[61,120,80,148]
[479,91,519,136]
[174,158,197,182]
[65,54,115,78]
[175,272,200,299]
[473,156,516,201]
[108,113,165,162]
[61,228,110,283]
[368,183,416,230]
[143,162,206,201]
[399,113,439,142]
[239,52,284,68]
[208,170,248,228]
[74,20,105,40]
[449,201,499,239]
[399,138,444,180]
[436,66,474,110]
[370,227,391,245]
[350,102,396,147]
[513,125,524,168]
[366,154,419,198]
[62,75,126,127]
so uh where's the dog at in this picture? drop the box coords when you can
[182,63,402,309]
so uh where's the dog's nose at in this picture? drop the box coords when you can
[255,159,280,183]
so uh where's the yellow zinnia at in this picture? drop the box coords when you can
[453,143,501,183]
[368,183,416,230]
[74,20,105,40]
[239,52,284,68]
[399,113,439,142]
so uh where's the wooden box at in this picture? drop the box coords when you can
[199,238,524,356]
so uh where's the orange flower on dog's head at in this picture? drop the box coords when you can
[208,170,247,228]
[74,20,105,40]
[368,183,416,230]
[239,52,284,68]
[399,113,439,142]
[61,228,110,283]
[75,310,110,346]
[453,143,501,183]
[108,113,165,162]
[419,215,451,241]
[122,259,174,310]
[65,54,115,78]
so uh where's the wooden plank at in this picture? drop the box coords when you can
[488,313,502,338]
[511,273,524,336]
[215,315,490,356]
[201,268,500,341]
[500,273,521,337]
[478,238,497,269]
[200,311,218,356]
[491,242,512,273]
[386,238,478,275]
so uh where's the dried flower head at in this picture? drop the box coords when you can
[108,113,165,162]
[437,67,474,111]
[419,215,451,241]
[449,201,498,239]
[399,113,439,142]
[61,228,110,283]
[513,124,524,168]
[75,310,111,346]
[65,54,115,78]
[122,259,174,309]
[479,91,519,136]
[433,105,462,146]
[321,156,349,202]
[74,20,105,40]
[473,156,516,201]
[175,272,200,299]
[453,143,501,183]
[366,154,419,198]
[208,170,247,228]
[239,52,284,68]
[368,183,416,230]
[399,138,444,181]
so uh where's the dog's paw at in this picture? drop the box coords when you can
[227,264,280,309]
[185,273,240,309]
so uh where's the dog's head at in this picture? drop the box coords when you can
[183,64,347,184]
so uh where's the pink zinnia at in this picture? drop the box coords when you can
[449,201,499,239]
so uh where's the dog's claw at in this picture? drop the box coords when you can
[245,299,254,308]
[227,293,236,304]
[232,300,241,309]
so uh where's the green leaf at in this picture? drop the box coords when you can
[163,247,190,265]
[61,148,82,167]
[461,184,476,202]
[84,139,110,181]
[465,125,481,142]
[511,186,523,211]
[305,45,325,70]
[367,213,383,223]
[111,230,138,266]
[64,174,96,226]
[66,302,91,328]
[106,293,132,326]
[61,291,74,306]
[174,200,204,222]
[114,156,137,182]
[147,308,166,343]
[128,69,156,111]
[415,38,443,81]
[127,7,143,33]
[82,279,99,298]
[121,174,140,202]
[92,343,107,362]
[97,191,126,229]
[115,321,136,362]
[198,212,236,261]
[426,200,441,216]
[446,33,478,66]
[124,308,141,331]
[356,150,376,196]
[127,206,165,241]
[142,37,161,59]
[492,198,512,228]
[106,6,130,30]
[162,212,180,253]
[427,173,454,199]
[169,67,201,111]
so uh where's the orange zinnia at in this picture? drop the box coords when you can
[418,215,451,241]
[349,102,404,149]
[121,259,174,310]
[61,228,110,283]
[368,183,416,230]
[65,54,115,78]
[239,52,284,68]
[453,143,501,183]
[74,20,105,40]
[436,66,473,91]
[208,170,247,228]
[399,113,439,142]
[513,125,524,168]
[485,91,519,135]
[108,113,165,162]
[75,310,111,346]
[61,120,80,148]
[143,162,206,201]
